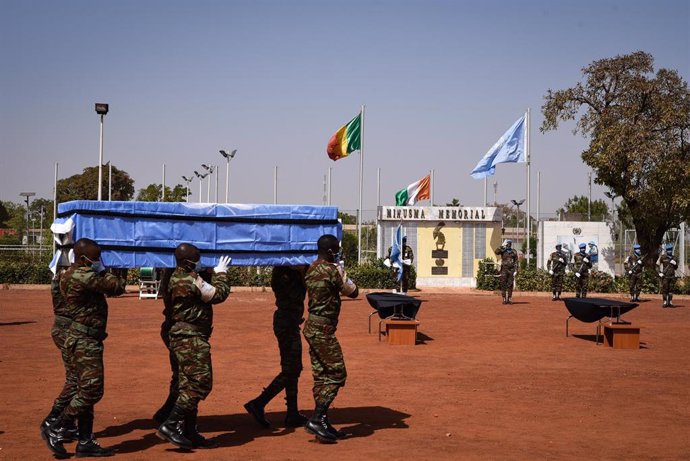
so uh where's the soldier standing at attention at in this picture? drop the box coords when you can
[657,243,678,308]
[385,237,414,294]
[156,244,231,450]
[41,238,126,458]
[303,234,358,444]
[244,265,309,428]
[547,243,568,301]
[624,244,644,302]
[495,239,518,305]
[40,264,78,445]
[573,243,593,298]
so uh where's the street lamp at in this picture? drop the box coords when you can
[19,192,35,246]
[219,149,237,203]
[194,170,208,203]
[182,176,193,202]
[202,164,216,202]
[95,103,109,201]
[511,199,525,248]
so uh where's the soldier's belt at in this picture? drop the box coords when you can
[170,321,213,338]
[306,313,338,327]
[53,315,73,328]
[69,321,108,341]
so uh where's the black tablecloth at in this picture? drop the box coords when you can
[563,297,638,323]
[366,292,422,319]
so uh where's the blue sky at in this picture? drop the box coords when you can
[1,0,688,218]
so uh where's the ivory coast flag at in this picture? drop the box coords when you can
[395,175,431,206]
[327,113,361,161]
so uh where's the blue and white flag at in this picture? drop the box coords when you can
[470,115,526,179]
[390,224,404,282]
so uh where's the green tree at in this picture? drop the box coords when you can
[57,165,135,202]
[341,231,358,267]
[541,51,690,266]
[136,184,189,202]
[0,202,9,227]
[556,195,609,221]
[338,212,357,225]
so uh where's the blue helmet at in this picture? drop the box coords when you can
[578,243,586,250]
[588,240,595,246]
[633,244,641,250]
[665,243,673,250]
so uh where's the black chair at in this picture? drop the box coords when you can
[366,292,423,338]
[563,297,638,344]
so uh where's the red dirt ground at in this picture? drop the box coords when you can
[1,287,689,460]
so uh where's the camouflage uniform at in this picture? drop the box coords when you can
[494,245,518,302]
[49,268,78,416]
[386,245,414,292]
[153,268,179,423]
[167,268,230,413]
[547,248,568,299]
[573,251,593,298]
[304,260,349,407]
[60,265,125,422]
[623,252,644,301]
[657,252,678,307]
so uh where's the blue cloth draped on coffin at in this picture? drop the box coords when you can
[50,201,341,268]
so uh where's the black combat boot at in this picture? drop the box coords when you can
[157,405,193,450]
[41,416,69,459]
[556,291,562,301]
[552,291,557,301]
[304,404,337,444]
[668,294,674,307]
[75,415,114,457]
[284,380,308,428]
[662,295,668,308]
[184,409,218,449]
[153,391,178,425]
[244,381,283,428]
[41,407,78,442]
[323,413,347,439]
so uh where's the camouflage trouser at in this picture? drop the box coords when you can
[551,272,564,293]
[274,310,303,379]
[170,334,212,413]
[261,311,304,398]
[303,316,346,407]
[575,274,589,298]
[661,277,675,297]
[63,335,104,419]
[628,273,641,297]
[161,321,179,399]
[499,267,515,298]
[51,317,78,412]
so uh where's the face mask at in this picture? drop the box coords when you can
[328,249,341,263]
[84,256,104,273]
[193,260,203,272]
[666,249,673,256]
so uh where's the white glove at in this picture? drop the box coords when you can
[513,271,517,277]
[670,260,677,265]
[214,255,231,273]
[549,270,554,275]
[403,259,412,265]
[575,272,581,278]
[383,258,391,268]
[583,257,589,263]
[628,270,633,275]
[558,258,564,263]
[565,268,570,274]
[502,240,509,247]
[659,272,664,277]
[194,276,217,302]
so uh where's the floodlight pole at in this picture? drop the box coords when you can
[95,103,109,200]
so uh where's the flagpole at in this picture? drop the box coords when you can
[526,108,531,265]
[483,177,487,207]
[357,104,365,264]
[430,169,434,206]
[377,167,381,207]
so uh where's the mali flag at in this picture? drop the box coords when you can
[327,113,361,161]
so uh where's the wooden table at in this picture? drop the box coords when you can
[603,323,640,349]
[382,319,420,345]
